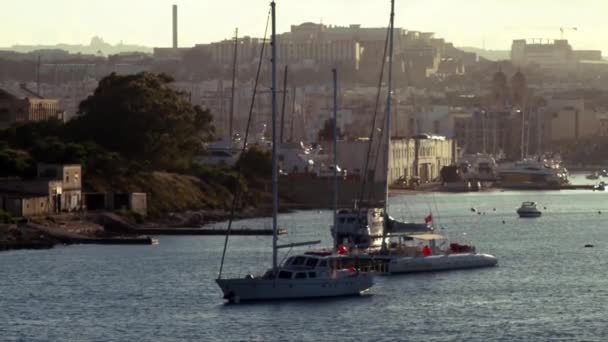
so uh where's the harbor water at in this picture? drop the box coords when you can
[2,176,608,341]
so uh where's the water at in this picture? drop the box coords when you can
[3,176,608,341]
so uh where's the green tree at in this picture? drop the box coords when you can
[70,72,214,170]
[235,146,272,180]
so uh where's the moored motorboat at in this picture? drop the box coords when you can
[517,201,542,218]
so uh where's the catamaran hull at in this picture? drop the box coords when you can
[387,253,498,274]
[216,276,373,302]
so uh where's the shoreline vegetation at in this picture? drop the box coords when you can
[0,73,281,251]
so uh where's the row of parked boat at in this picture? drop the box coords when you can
[217,207,499,303]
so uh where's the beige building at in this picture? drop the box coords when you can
[542,98,608,143]
[37,164,82,212]
[0,88,63,129]
[334,135,455,185]
[511,39,602,71]
[1,195,50,217]
[0,164,82,216]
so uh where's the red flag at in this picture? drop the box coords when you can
[424,214,433,224]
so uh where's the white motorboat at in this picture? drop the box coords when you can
[498,159,568,187]
[215,2,373,303]
[594,181,606,191]
[517,201,542,218]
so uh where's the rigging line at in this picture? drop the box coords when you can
[430,192,442,227]
[218,9,271,279]
[357,18,391,207]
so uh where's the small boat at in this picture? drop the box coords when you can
[594,181,606,191]
[517,202,542,218]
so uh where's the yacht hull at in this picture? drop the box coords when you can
[386,253,498,274]
[216,275,373,302]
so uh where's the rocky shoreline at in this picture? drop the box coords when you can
[0,206,289,252]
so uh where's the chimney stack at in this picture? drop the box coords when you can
[172,4,178,49]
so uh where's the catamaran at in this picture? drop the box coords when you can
[215,1,373,303]
[330,0,497,274]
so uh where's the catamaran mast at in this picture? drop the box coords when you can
[332,68,339,250]
[270,0,279,273]
[382,0,395,251]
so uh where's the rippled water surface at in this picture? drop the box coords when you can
[2,175,608,341]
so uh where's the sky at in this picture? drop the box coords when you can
[2,0,608,52]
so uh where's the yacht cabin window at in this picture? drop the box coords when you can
[308,272,316,278]
[305,258,318,268]
[318,260,328,268]
[295,272,307,279]
[278,271,292,279]
[292,256,306,266]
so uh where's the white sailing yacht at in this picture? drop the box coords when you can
[332,0,497,274]
[215,1,373,303]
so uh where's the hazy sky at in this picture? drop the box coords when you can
[2,0,607,52]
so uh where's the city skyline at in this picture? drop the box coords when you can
[2,0,607,53]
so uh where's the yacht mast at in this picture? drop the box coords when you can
[229,28,238,140]
[381,0,395,251]
[384,0,395,215]
[270,0,279,273]
[332,68,339,250]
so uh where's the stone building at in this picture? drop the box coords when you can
[37,164,82,212]
[333,135,455,185]
[0,88,63,129]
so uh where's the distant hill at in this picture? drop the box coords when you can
[458,47,510,61]
[1,36,152,56]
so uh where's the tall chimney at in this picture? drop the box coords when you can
[172,4,178,49]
